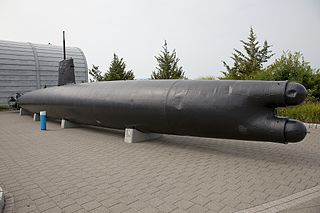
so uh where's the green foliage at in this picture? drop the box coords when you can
[105,54,135,81]
[277,102,320,123]
[0,105,11,111]
[151,41,186,79]
[221,27,274,80]
[311,70,320,100]
[89,54,135,81]
[198,76,215,80]
[254,51,320,101]
[89,65,104,82]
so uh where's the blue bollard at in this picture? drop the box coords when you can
[40,111,47,130]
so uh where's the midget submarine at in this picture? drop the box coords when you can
[18,76,308,143]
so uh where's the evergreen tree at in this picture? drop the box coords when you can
[105,54,134,81]
[89,65,103,82]
[254,51,320,101]
[151,41,185,79]
[221,27,274,79]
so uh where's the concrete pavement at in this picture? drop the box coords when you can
[0,110,319,212]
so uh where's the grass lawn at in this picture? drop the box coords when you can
[0,105,11,111]
[277,102,320,123]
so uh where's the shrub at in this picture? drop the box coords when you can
[277,102,320,123]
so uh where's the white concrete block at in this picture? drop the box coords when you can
[0,186,4,213]
[61,119,78,128]
[124,128,162,143]
[19,108,29,116]
[33,113,40,121]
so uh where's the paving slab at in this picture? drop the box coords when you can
[279,196,320,213]
[0,110,319,212]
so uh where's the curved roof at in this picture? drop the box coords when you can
[0,39,88,105]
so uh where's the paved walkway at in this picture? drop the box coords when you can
[279,197,320,213]
[0,110,319,213]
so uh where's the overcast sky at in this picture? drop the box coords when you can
[0,0,319,79]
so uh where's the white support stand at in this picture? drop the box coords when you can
[19,108,29,116]
[124,128,162,143]
[33,113,40,121]
[61,119,78,128]
[0,186,4,213]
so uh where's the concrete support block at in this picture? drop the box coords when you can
[61,119,78,128]
[19,108,29,116]
[0,186,4,213]
[33,113,40,121]
[124,128,162,143]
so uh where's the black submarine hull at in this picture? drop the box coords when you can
[18,80,307,143]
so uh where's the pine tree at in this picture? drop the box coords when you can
[105,54,134,81]
[221,27,274,79]
[89,65,103,82]
[151,41,185,79]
